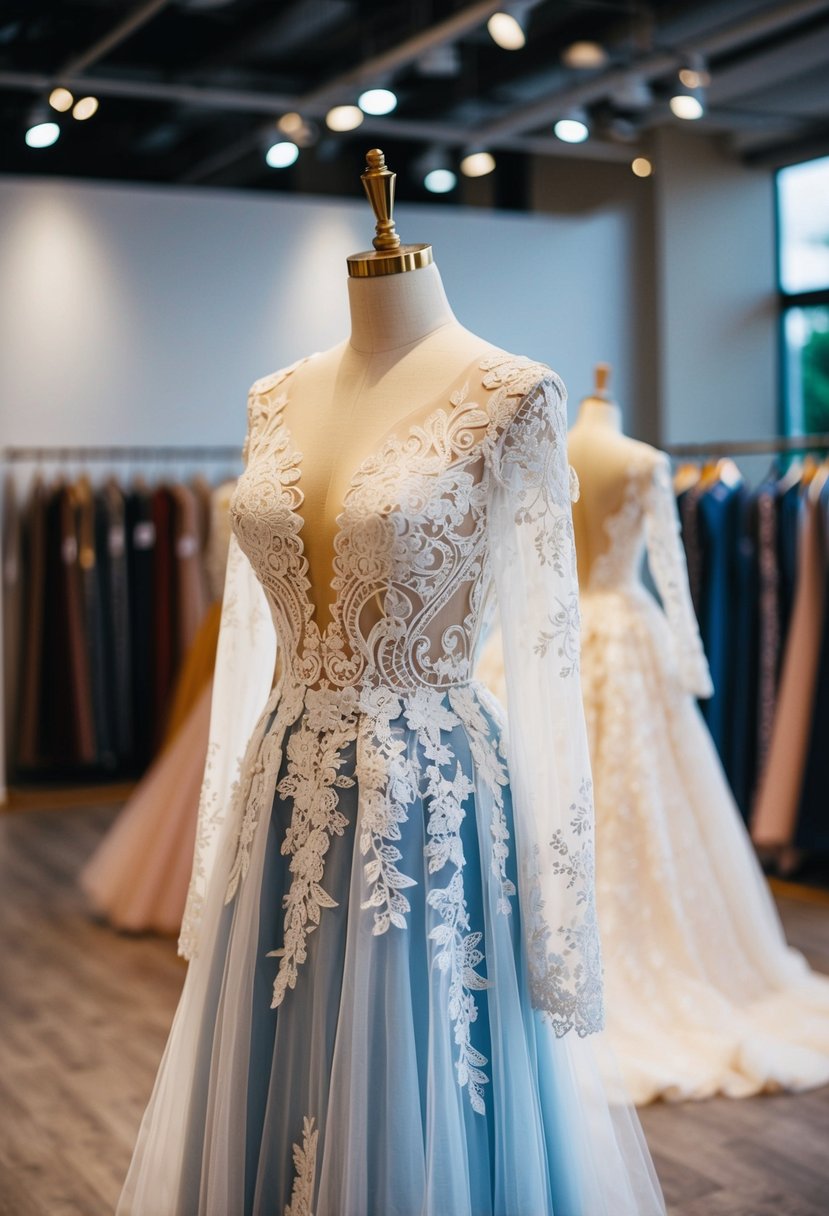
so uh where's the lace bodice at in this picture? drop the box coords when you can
[230,354,569,693]
[586,457,713,697]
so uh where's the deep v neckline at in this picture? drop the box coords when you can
[269,353,508,639]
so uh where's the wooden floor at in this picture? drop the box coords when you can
[1,803,829,1216]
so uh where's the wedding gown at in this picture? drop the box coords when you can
[118,354,663,1215]
[479,453,829,1106]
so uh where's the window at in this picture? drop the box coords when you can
[777,155,829,434]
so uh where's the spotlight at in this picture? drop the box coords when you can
[278,112,304,136]
[265,141,299,169]
[487,11,526,51]
[562,41,608,70]
[631,157,653,178]
[669,93,704,120]
[72,96,99,121]
[325,105,364,132]
[670,55,706,120]
[25,121,60,148]
[424,168,457,194]
[611,75,653,111]
[460,151,496,178]
[554,110,589,143]
[358,88,397,116]
[49,87,73,113]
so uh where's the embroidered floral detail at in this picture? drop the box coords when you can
[284,1114,318,1216]
[535,592,581,677]
[424,755,490,1115]
[357,688,419,934]
[449,685,514,914]
[268,688,359,1008]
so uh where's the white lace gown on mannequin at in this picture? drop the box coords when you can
[480,454,829,1105]
[117,356,663,1215]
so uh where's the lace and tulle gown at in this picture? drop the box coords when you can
[480,454,829,1106]
[117,356,664,1216]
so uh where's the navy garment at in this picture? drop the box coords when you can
[730,486,759,821]
[776,479,801,657]
[795,475,829,852]
[697,479,745,785]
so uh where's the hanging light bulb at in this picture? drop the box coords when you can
[554,109,590,143]
[358,88,397,116]
[265,141,299,169]
[49,87,73,113]
[487,11,526,51]
[25,120,60,148]
[460,150,496,178]
[72,96,99,121]
[670,54,707,120]
[562,41,608,70]
[325,105,364,132]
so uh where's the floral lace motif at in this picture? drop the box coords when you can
[212,354,602,1053]
[284,1115,318,1216]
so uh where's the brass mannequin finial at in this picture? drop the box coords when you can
[347,148,434,278]
[594,363,612,398]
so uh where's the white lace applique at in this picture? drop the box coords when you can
[523,778,604,1038]
[449,684,514,914]
[534,592,581,677]
[424,755,490,1115]
[357,687,419,934]
[269,687,359,1008]
[284,1115,318,1216]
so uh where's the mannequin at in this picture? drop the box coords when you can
[567,363,660,588]
[273,153,503,628]
[117,155,665,1216]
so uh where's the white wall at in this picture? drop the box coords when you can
[0,175,636,449]
[653,128,778,447]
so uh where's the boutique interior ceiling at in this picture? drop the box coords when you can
[1,0,829,206]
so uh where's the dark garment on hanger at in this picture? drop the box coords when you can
[777,479,801,654]
[697,477,744,785]
[754,480,782,783]
[17,478,49,768]
[77,478,115,770]
[794,475,829,852]
[730,487,759,821]
[151,485,177,751]
[171,482,207,667]
[2,475,24,775]
[95,482,133,767]
[40,484,96,767]
[125,485,156,771]
[677,484,706,618]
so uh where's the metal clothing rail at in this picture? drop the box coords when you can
[665,433,829,459]
[1,444,241,462]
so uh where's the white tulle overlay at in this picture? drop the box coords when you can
[118,356,664,1214]
[478,455,829,1106]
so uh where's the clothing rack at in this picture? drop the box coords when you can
[2,444,241,463]
[665,433,829,459]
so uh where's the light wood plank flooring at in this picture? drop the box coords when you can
[1,801,828,1215]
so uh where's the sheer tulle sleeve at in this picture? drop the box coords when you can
[177,391,278,959]
[643,456,713,699]
[487,373,603,1037]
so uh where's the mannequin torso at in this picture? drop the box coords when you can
[568,395,661,589]
[270,262,505,628]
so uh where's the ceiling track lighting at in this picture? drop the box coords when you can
[460,150,496,178]
[72,96,99,121]
[670,52,708,121]
[325,104,364,133]
[48,86,73,113]
[562,41,608,70]
[554,109,590,144]
[265,140,299,169]
[631,156,653,178]
[357,87,397,116]
[25,120,60,149]
[417,147,457,194]
[487,3,535,51]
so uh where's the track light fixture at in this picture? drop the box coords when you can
[49,87,73,113]
[488,3,535,51]
[25,120,60,149]
[670,53,708,120]
[325,105,364,133]
[554,109,590,144]
[265,141,299,169]
[460,150,496,178]
[358,88,398,116]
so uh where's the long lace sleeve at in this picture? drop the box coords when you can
[178,394,278,960]
[643,457,713,699]
[487,373,603,1037]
